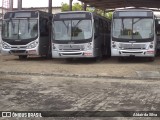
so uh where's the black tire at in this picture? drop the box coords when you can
[148,57,155,62]
[43,53,52,59]
[118,57,124,61]
[19,55,27,60]
[65,58,74,62]
[96,47,104,61]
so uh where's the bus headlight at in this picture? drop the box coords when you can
[52,44,56,50]
[112,42,116,48]
[2,42,11,49]
[86,43,92,50]
[149,42,154,49]
[149,44,153,49]
[27,41,38,49]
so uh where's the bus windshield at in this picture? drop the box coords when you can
[53,20,92,41]
[2,19,38,40]
[112,18,154,40]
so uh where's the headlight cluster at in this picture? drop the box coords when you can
[52,44,56,50]
[27,41,38,49]
[112,42,116,48]
[149,42,154,49]
[2,42,11,49]
[85,43,92,50]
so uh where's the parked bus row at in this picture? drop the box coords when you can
[1,9,159,61]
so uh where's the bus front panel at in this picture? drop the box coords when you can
[111,10,155,57]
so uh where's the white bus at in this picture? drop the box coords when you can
[111,9,156,61]
[1,10,52,59]
[52,11,111,60]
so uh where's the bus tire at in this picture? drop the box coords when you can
[65,58,74,62]
[19,55,27,60]
[148,57,155,62]
[96,48,103,62]
[118,57,124,61]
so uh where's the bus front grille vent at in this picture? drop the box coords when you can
[119,43,146,50]
[10,50,26,54]
[59,45,84,51]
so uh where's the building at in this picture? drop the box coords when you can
[0,6,61,15]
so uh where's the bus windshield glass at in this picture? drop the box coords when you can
[2,19,38,40]
[112,18,154,40]
[53,20,92,41]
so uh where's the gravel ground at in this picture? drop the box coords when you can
[0,55,160,79]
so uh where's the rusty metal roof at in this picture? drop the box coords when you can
[78,0,160,10]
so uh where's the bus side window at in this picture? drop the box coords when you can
[40,18,49,36]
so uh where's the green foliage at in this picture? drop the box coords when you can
[61,2,83,11]
[61,3,70,11]
[61,3,113,19]
[105,12,113,20]
[72,3,83,11]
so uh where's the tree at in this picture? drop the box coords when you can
[72,3,83,11]
[61,3,113,20]
[61,3,70,11]
[61,2,83,11]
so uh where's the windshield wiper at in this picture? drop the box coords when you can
[72,20,82,36]
[62,20,71,35]
[133,18,142,25]
[72,20,81,28]
[9,18,15,30]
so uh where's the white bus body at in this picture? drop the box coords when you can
[111,9,156,59]
[1,10,52,59]
[52,11,111,59]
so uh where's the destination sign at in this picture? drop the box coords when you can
[59,14,86,19]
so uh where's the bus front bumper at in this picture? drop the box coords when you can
[52,50,95,58]
[111,49,155,57]
[1,48,39,56]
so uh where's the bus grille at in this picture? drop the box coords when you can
[119,43,146,49]
[10,50,26,53]
[11,46,27,49]
[59,45,84,50]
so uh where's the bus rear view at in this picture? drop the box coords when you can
[111,9,156,61]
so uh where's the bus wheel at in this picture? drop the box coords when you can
[19,55,27,60]
[148,57,155,62]
[118,57,124,61]
[65,58,74,62]
[96,48,103,61]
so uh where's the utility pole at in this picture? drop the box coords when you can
[10,0,13,11]
[18,0,22,10]
[48,0,52,14]
[69,0,73,11]
[83,3,87,11]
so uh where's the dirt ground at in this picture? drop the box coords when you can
[0,54,160,79]
[0,74,160,120]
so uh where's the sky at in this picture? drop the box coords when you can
[0,0,80,7]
